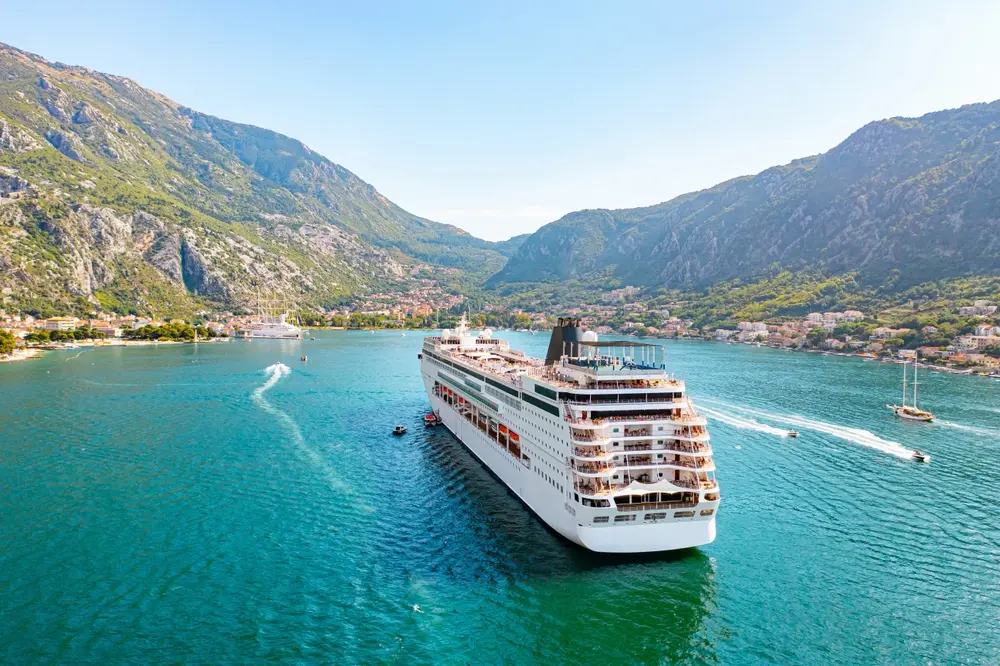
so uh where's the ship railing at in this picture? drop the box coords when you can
[572,462,616,474]
[616,500,699,512]
[564,413,705,426]
[573,483,614,496]
[573,447,612,459]
[562,397,683,406]
[621,442,711,454]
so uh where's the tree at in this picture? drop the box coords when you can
[0,330,15,355]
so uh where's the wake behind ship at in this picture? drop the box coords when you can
[419,316,719,553]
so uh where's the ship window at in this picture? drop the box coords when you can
[535,385,558,401]
[644,512,667,521]
[700,509,715,516]
[593,516,609,523]
[614,515,635,522]
[674,511,695,518]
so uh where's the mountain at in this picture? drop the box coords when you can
[490,102,1000,290]
[0,42,506,316]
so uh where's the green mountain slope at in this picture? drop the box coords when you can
[491,102,1000,290]
[0,42,506,315]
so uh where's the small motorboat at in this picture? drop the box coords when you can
[392,425,407,436]
[300,355,307,361]
[787,430,799,438]
[912,449,930,463]
[423,414,439,427]
[310,336,316,340]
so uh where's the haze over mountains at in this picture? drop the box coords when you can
[493,102,1000,290]
[1,40,998,317]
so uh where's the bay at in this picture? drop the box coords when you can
[1,332,998,664]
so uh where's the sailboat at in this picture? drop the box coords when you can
[887,358,934,422]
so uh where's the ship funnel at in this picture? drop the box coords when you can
[545,317,585,365]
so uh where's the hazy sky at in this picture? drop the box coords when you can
[4,1,1000,240]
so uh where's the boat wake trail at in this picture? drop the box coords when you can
[699,406,789,437]
[937,421,1000,438]
[702,399,915,459]
[65,351,85,361]
[252,362,350,492]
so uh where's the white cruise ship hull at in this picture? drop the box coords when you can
[422,371,717,553]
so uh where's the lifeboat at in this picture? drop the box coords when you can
[509,432,520,443]
[499,425,509,434]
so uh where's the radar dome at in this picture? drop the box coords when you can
[482,328,493,339]
[582,330,599,342]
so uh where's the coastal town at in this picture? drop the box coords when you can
[2,292,999,376]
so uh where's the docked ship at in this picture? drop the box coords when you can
[233,288,305,340]
[419,316,719,553]
[234,312,304,340]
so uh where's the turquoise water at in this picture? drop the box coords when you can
[1,333,998,664]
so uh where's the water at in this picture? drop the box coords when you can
[1,334,998,664]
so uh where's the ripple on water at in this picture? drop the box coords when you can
[1,335,999,664]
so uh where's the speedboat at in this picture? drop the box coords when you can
[392,425,407,436]
[787,430,799,438]
[912,449,930,463]
[423,414,439,427]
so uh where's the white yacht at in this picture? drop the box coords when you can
[234,312,304,340]
[419,316,719,553]
[233,289,304,340]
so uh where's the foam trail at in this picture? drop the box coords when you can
[65,351,85,361]
[701,398,915,460]
[937,421,1000,438]
[700,406,789,437]
[252,363,351,492]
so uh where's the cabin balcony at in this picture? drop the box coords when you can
[572,461,617,475]
[613,492,700,511]
[612,456,716,473]
[572,447,614,461]
[620,440,712,455]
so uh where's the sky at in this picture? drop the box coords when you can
[4,1,1000,240]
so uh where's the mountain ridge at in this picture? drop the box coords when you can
[0,41,517,316]
[490,101,1000,290]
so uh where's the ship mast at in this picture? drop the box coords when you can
[902,360,907,407]
[912,357,918,408]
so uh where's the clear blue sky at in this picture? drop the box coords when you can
[4,1,1000,240]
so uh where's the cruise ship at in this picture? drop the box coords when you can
[419,316,718,553]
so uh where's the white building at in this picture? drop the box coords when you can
[43,317,78,331]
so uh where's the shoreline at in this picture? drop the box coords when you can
[669,336,999,378]
[1,337,230,363]
[0,348,43,363]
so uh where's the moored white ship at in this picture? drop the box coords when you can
[234,312,304,340]
[234,288,305,340]
[419,316,719,553]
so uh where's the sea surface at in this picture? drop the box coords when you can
[1,332,998,665]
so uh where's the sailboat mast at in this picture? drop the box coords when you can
[913,358,918,408]
[902,360,907,407]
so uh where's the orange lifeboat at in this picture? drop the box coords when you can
[509,432,520,443]
[499,425,509,435]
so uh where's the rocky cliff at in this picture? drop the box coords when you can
[0,42,506,315]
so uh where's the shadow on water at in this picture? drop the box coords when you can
[411,421,720,663]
